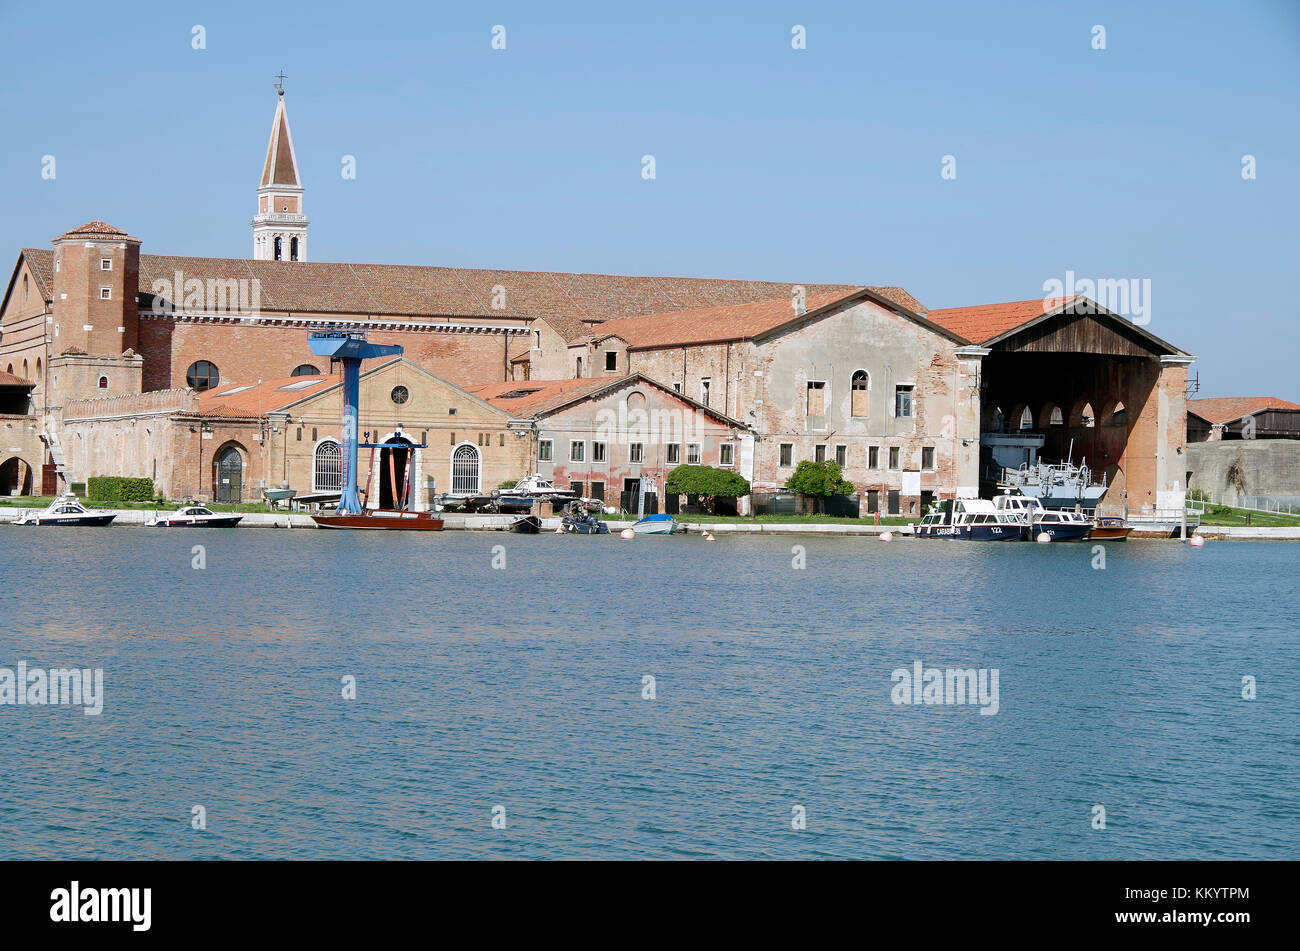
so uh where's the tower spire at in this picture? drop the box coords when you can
[252,86,308,261]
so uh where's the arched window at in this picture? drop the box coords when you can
[1019,406,1033,429]
[1111,402,1126,428]
[1038,403,1064,427]
[35,358,41,379]
[851,370,870,417]
[23,360,29,378]
[290,237,299,261]
[274,236,283,261]
[575,356,583,378]
[186,360,220,391]
[291,364,321,377]
[22,274,28,303]
[98,375,108,389]
[313,440,342,492]
[451,443,481,495]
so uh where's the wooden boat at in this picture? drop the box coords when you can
[508,514,542,534]
[15,495,117,526]
[148,504,243,528]
[312,509,444,530]
[1089,516,1133,541]
[631,513,678,535]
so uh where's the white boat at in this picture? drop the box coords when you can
[15,495,117,526]
[631,513,677,535]
[147,504,243,528]
[992,493,1091,541]
[915,498,1021,540]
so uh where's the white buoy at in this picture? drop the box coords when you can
[1189,534,1206,547]
[879,531,893,542]
[1036,532,1052,543]
[620,528,635,539]
[703,531,715,541]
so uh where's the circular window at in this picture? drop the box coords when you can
[390,385,409,405]
[186,360,220,391]
[291,364,321,377]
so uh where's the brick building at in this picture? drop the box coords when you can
[0,92,1195,516]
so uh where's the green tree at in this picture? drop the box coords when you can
[784,460,854,512]
[665,464,750,513]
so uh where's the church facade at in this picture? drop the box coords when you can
[0,92,1194,516]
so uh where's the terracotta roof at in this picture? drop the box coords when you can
[195,375,337,417]
[55,220,138,242]
[17,247,916,324]
[467,377,616,416]
[926,297,1079,345]
[260,96,300,188]
[585,290,867,350]
[1188,397,1300,425]
[470,372,748,427]
[0,370,34,387]
[538,315,593,343]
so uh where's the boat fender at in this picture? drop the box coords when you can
[703,532,715,541]
[1036,532,1051,543]
[1188,534,1206,547]
[620,528,635,539]
[879,531,893,542]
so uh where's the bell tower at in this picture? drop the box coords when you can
[252,77,308,261]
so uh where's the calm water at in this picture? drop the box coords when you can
[1,526,1296,860]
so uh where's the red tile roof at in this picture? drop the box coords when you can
[469,373,747,426]
[586,290,865,350]
[1188,396,1300,425]
[195,375,337,417]
[926,297,1078,344]
[18,247,918,324]
[0,370,34,387]
[467,377,616,416]
[55,221,137,241]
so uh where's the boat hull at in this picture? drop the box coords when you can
[22,514,117,526]
[915,523,1019,541]
[509,515,542,534]
[631,516,677,535]
[312,510,444,530]
[1031,522,1092,542]
[153,516,244,528]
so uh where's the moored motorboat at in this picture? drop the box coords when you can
[915,498,1021,540]
[631,513,677,535]
[14,495,117,526]
[312,509,445,530]
[1089,516,1133,541]
[992,493,1091,541]
[560,502,609,534]
[148,504,243,528]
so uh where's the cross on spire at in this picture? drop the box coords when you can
[273,70,287,95]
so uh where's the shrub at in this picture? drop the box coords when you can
[665,464,750,513]
[87,476,155,503]
[784,459,854,498]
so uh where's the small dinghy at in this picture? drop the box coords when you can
[509,514,542,534]
[148,504,243,528]
[631,513,677,535]
[15,495,116,526]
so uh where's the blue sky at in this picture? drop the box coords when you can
[1,0,1297,396]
